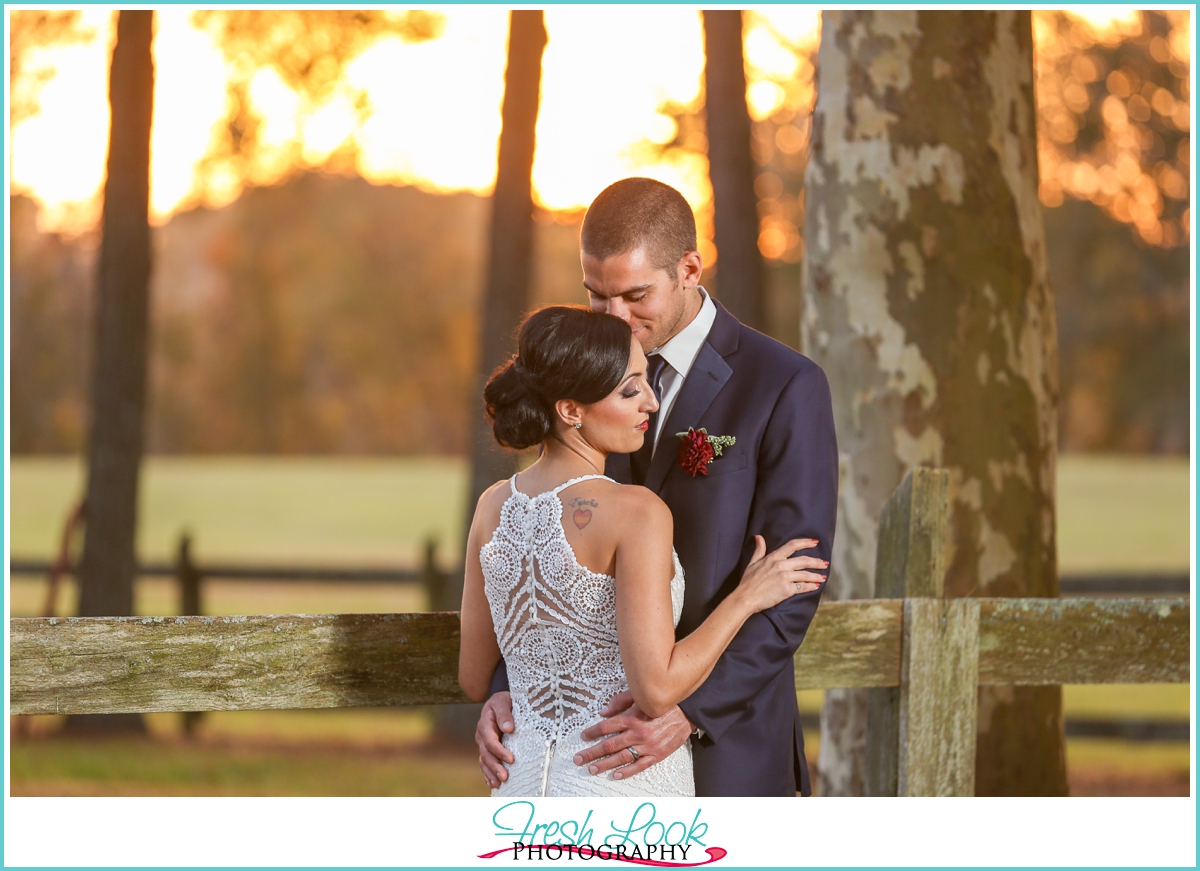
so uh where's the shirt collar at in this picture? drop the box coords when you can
[651,286,717,379]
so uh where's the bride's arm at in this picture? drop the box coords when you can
[459,499,502,702]
[614,491,815,719]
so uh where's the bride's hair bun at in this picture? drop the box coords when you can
[484,306,632,450]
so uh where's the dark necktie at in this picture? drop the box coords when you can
[631,354,667,485]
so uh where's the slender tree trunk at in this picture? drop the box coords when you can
[702,10,765,330]
[463,8,547,594]
[69,9,155,735]
[803,10,1067,796]
[447,9,546,740]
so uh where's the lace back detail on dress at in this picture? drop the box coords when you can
[481,474,691,797]
[480,475,624,744]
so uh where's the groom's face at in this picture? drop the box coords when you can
[582,246,702,354]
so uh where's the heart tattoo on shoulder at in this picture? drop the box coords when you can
[569,496,598,530]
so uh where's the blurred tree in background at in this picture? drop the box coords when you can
[9,195,93,451]
[189,10,443,204]
[1035,10,1191,453]
[69,8,156,734]
[702,10,766,330]
[1034,11,1190,248]
[8,181,583,456]
[150,177,487,454]
[465,10,548,537]
[1047,199,1189,453]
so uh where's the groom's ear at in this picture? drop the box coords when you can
[555,398,584,429]
[677,249,703,289]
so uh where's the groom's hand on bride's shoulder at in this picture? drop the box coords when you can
[476,691,515,789]
[573,691,693,780]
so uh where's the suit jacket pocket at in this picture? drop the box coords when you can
[699,446,749,477]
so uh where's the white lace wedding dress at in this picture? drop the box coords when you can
[481,474,695,797]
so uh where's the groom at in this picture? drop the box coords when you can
[476,178,838,796]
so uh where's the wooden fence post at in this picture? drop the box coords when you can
[177,532,202,617]
[865,466,950,795]
[422,538,451,611]
[897,597,980,795]
[176,532,204,735]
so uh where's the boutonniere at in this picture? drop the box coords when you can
[675,427,736,477]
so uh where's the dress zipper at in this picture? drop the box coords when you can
[540,737,555,796]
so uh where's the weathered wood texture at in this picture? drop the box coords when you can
[898,599,980,796]
[794,600,903,690]
[11,613,468,716]
[11,598,1187,716]
[977,597,1191,685]
[866,466,949,795]
[874,468,949,599]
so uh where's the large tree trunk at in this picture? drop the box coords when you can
[803,11,1067,796]
[446,9,546,740]
[70,9,155,735]
[702,10,765,331]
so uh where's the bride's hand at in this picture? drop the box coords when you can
[735,536,828,613]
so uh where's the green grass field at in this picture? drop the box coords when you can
[9,455,468,566]
[8,453,1191,570]
[8,453,1191,795]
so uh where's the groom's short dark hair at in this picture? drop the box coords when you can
[581,178,697,278]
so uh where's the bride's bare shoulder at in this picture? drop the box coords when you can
[556,479,669,535]
[478,477,512,502]
[472,478,513,531]
[607,484,672,533]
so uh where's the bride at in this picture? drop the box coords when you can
[458,306,826,797]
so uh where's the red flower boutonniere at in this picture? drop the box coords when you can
[675,428,737,477]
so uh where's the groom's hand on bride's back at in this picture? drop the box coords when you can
[476,691,515,789]
[573,690,693,779]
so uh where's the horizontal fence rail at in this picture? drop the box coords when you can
[10,597,1189,717]
[9,559,1190,595]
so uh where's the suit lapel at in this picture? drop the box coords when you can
[643,342,733,492]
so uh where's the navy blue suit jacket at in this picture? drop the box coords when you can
[491,301,838,796]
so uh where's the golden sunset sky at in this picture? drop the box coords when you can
[10,7,820,234]
[9,7,1149,235]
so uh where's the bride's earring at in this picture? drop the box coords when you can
[574,422,582,429]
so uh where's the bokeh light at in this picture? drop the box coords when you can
[1035,9,1190,247]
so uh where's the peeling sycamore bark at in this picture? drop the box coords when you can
[803,11,1066,796]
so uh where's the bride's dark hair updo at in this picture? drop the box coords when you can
[484,306,633,450]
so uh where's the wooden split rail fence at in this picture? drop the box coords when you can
[10,469,1190,795]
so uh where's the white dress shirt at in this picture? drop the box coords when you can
[650,287,717,453]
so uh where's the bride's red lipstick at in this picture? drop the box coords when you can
[635,419,649,431]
